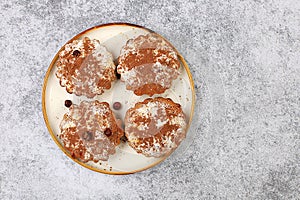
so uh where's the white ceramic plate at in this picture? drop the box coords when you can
[42,23,195,174]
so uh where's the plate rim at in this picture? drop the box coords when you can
[42,22,196,175]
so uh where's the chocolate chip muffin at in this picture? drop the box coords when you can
[117,33,181,96]
[59,100,124,162]
[56,37,116,98]
[124,97,187,157]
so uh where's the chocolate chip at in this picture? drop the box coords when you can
[120,135,127,142]
[71,152,76,158]
[64,100,72,108]
[115,67,121,79]
[104,128,112,137]
[113,102,122,110]
[72,50,81,57]
[82,131,93,141]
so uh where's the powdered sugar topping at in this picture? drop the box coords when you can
[117,33,180,96]
[59,101,123,162]
[56,37,116,98]
[125,98,187,157]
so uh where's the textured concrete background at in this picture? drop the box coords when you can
[0,0,299,199]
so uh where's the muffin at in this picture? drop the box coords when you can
[56,37,116,98]
[117,33,181,96]
[125,97,187,157]
[59,100,124,162]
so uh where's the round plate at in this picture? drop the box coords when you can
[42,23,196,174]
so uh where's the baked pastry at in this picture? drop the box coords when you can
[117,33,180,96]
[59,100,124,162]
[125,97,187,157]
[56,37,116,98]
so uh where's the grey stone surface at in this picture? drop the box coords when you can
[0,0,299,199]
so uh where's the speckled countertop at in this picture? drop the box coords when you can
[0,0,299,199]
